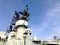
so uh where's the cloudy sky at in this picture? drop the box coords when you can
[0,0,60,40]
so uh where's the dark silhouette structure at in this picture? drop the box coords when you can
[7,5,30,33]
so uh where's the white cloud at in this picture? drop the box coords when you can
[30,2,60,40]
[37,5,60,40]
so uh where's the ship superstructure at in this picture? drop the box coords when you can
[0,5,60,45]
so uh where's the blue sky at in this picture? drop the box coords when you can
[0,0,60,40]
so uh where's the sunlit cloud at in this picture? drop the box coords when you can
[31,3,60,40]
[38,4,60,40]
